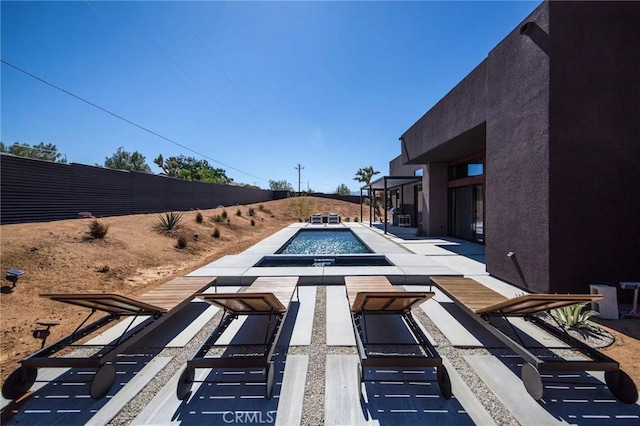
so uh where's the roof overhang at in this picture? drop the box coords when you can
[361,176,422,191]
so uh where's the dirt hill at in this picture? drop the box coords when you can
[0,197,368,382]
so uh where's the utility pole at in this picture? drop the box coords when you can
[295,164,304,193]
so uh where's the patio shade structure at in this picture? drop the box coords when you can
[360,175,422,234]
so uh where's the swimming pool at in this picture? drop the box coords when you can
[276,229,372,255]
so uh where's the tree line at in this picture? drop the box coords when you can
[2,141,380,193]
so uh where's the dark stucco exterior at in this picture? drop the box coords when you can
[392,1,640,294]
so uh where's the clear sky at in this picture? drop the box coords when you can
[1,0,540,193]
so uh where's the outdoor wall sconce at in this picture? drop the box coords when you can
[520,22,534,35]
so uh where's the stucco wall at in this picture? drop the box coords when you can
[548,1,640,292]
[484,3,552,293]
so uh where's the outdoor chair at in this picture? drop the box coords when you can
[429,276,638,404]
[176,276,299,400]
[345,275,452,399]
[2,276,217,400]
[328,212,340,224]
[310,213,323,224]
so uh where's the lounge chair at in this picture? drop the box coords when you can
[327,212,340,224]
[176,276,299,400]
[430,276,638,404]
[1,276,216,400]
[345,276,452,399]
[310,213,323,224]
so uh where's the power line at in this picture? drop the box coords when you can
[1,59,268,182]
[172,3,274,137]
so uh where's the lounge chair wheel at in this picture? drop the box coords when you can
[2,365,37,399]
[605,369,638,404]
[265,362,275,399]
[437,366,452,400]
[521,363,543,400]
[90,364,116,399]
[177,367,195,400]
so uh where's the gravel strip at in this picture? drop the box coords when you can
[105,283,528,425]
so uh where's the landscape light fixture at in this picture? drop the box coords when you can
[5,269,24,288]
[507,251,514,258]
[32,321,59,348]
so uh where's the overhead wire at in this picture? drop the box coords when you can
[0,59,269,182]
[171,2,274,137]
[82,0,267,146]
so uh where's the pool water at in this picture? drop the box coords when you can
[276,229,371,255]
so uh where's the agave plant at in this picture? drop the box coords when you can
[550,302,599,329]
[155,211,183,233]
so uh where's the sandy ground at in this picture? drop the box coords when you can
[1,196,637,391]
[0,197,369,383]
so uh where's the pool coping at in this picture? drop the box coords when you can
[187,222,462,285]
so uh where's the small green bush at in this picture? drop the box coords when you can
[344,217,350,222]
[251,219,256,226]
[155,211,183,233]
[247,207,256,217]
[212,228,220,238]
[212,214,226,223]
[195,212,203,224]
[258,204,265,211]
[354,217,359,222]
[88,219,109,239]
[176,234,188,249]
[221,209,228,219]
[236,208,242,217]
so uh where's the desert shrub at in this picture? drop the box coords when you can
[258,204,265,211]
[251,219,256,226]
[221,209,228,219]
[236,208,242,216]
[212,214,226,223]
[155,211,183,233]
[88,219,109,239]
[212,228,220,238]
[288,194,315,221]
[344,217,350,222]
[195,212,203,224]
[551,303,599,329]
[247,207,256,217]
[354,217,359,222]
[176,234,188,249]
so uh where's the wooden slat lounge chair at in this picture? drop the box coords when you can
[1,276,216,401]
[345,276,452,399]
[177,276,299,400]
[430,276,638,404]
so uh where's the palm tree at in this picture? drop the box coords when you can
[354,166,381,220]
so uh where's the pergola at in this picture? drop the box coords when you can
[360,175,422,234]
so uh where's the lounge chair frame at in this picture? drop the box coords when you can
[430,276,638,404]
[177,277,299,400]
[346,277,452,399]
[2,277,216,401]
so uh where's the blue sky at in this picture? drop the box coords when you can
[1,1,540,192]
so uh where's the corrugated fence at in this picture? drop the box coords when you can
[0,155,277,224]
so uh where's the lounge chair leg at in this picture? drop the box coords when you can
[605,369,638,404]
[521,363,543,400]
[437,365,452,400]
[177,367,195,400]
[265,362,275,399]
[356,362,364,400]
[90,364,116,399]
[2,365,37,400]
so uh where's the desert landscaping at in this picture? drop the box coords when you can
[0,196,637,399]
